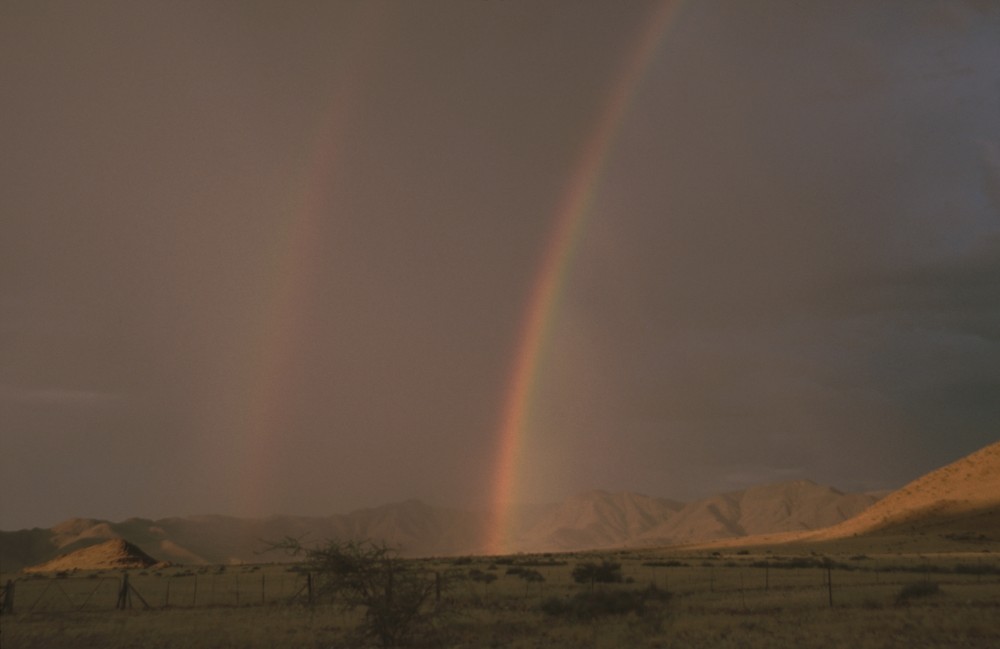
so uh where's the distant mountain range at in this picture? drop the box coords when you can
[0,480,878,572]
[7,440,998,572]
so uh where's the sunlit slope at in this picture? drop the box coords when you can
[810,439,1000,540]
[23,538,158,573]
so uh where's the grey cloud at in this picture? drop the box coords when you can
[979,141,1000,218]
[2,0,999,529]
[0,385,123,407]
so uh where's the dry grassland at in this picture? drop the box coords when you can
[3,549,999,648]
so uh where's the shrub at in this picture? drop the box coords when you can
[468,569,497,585]
[954,563,1000,575]
[541,585,670,619]
[519,569,544,583]
[896,581,940,605]
[266,538,445,647]
[572,560,623,585]
[752,557,852,570]
[642,560,687,568]
[505,566,544,582]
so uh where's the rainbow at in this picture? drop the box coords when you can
[228,6,389,516]
[485,0,690,555]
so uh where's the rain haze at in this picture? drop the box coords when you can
[2,0,999,531]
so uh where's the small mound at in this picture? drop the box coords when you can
[23,538,158,573]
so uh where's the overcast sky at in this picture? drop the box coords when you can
[2,0,999,530]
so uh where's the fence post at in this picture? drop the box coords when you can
[826,562,833,608]
[165,578,171,608]
[262,573,266,605]
[307,572,314,606]
[116,574,130,610]
[1,579,14,614]
[192,574,198,606]
[128,580,151,610]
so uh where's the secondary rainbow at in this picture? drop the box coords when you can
[485,0,690,555]
[228,6,389,516]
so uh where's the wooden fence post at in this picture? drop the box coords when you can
[116,574,129,610]
[1,579,14,614]
[740,572,746,610]
[826,562,833,608]
[128,579,151,610]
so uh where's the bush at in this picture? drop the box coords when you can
[751,557,852,570]
[266,538,445,647]
[505,566,544,582]
[468,569,497,586]
[896,581,940,605]
[954,563,1000,575]
[516,558,567,567]
[572,560,623,585]
[540,585,670,619]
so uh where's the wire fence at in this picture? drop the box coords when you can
[2,557,998,615]
[0,568,313,613]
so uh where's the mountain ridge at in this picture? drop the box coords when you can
[1,479,878,572]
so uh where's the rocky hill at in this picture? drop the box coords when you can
[23,538,158,573]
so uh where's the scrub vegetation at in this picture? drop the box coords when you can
[4,548,999,648]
